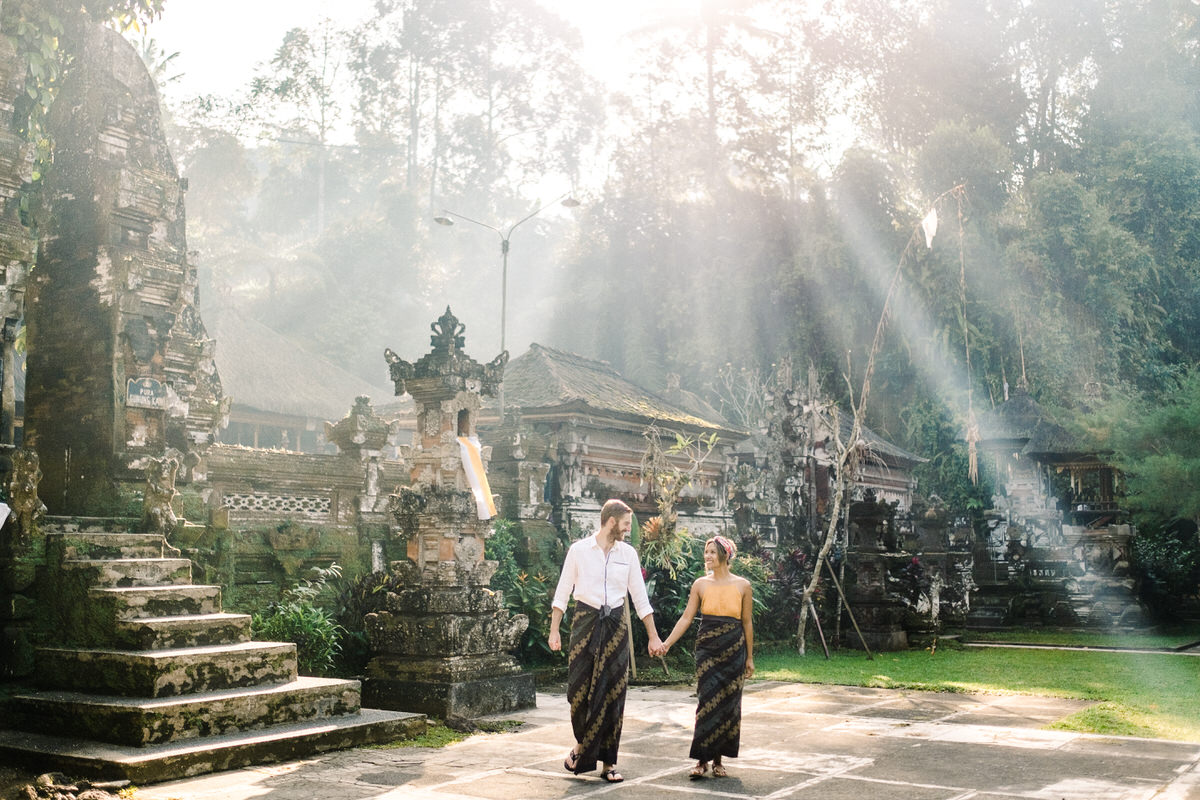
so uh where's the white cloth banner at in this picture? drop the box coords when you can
[921,207,938,248]
[457,435,498,520]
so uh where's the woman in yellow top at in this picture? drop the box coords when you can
[661,535,754,778]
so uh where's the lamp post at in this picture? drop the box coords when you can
[433,192,580,418]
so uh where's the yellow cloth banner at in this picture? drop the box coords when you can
[457,435,498,520]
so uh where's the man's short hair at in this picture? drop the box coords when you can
[600,498,632,527]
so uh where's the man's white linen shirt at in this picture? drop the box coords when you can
[552,534,654,619]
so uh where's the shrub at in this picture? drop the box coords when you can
[487,519,557,664]
[330,569,408,676]
[252,563,345,676]
[1132,521,1200,619]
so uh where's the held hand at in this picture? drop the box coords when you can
[648,637,664,658]
[548,630,561,652]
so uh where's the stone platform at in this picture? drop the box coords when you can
[132,683,1200,800]
[0,530,423,782]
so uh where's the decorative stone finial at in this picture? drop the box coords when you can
[383,307,508,399]
[327,396,391,456]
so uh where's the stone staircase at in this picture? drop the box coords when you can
[0,522,425,782]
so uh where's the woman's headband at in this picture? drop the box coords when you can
[712,535,737,562]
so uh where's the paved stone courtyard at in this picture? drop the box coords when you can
[136,683,1200,800]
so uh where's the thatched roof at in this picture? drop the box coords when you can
[206,308,393,420]
[976,387,1088,458]
[976,388,1048,443]
[499,344,743,436]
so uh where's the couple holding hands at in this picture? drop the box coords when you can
[548,499,755,783]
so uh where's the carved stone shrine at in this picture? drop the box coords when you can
[363,308,534,718]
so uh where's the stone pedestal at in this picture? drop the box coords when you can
[846,552,908,651]
[362,499,535,718]
[363,656,534,718]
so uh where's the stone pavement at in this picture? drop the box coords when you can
[136,682,1200,800]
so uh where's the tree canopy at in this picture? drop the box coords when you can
[106,0,1200,521]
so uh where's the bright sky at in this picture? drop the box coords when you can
[145,0,691,102]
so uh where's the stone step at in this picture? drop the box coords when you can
[90,584,224,621]
[0,708,426,783]
[6,677,363,747]
[42,516,141,534]
[36,641,297,697]
[112,613,252,650]
[62,558,192,588]
[46,532,172,560]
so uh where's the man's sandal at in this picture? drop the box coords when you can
[712,764,728,777]
[689,762,709,778]
[563,749,580,773]
[601,769,624,783]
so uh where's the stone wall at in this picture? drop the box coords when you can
[175,443,410,614]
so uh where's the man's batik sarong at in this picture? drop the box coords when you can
[689,614,746,762]
[567,601,630,773]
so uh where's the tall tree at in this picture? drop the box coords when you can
[1009,0,1108,174]
[250,19,348,235]
[349,0,599,213]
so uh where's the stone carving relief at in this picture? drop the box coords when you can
[141,455,179,536]
[7,446,46,541]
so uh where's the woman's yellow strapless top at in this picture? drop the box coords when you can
[700,581,743,619]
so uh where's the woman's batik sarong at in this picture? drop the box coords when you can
[567,601,630,773]
[689,614,746,762]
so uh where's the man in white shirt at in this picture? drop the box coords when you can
[549,498,664,783]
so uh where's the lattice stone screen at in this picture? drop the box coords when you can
[221,492,332,518]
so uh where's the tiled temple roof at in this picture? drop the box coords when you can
[500,344,743,435]
[206,308,394,420]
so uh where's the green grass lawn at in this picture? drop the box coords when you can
[754,642,1200,742]
[963,626,1200,650]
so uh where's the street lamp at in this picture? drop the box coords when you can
[433,192,580,417]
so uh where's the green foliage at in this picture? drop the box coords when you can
[330,568,408,676]
[365,719,520,749]
[900,398,991,512]
[252,563,344,676]
[1085,371,1200,567]
[486,519,555,664]
[643,535,703,639]
[1131,523,1200,620]
[638,515,694,580]
[365,721,470,749]
[966,625,1200,650]
[2,0,163,176]
[487,519,522,595]
[757,547,814,642]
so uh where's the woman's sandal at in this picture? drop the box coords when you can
[563,749,580,773]
[601,769,624,783]
[689,762,709,778]
[712,764,728,778]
